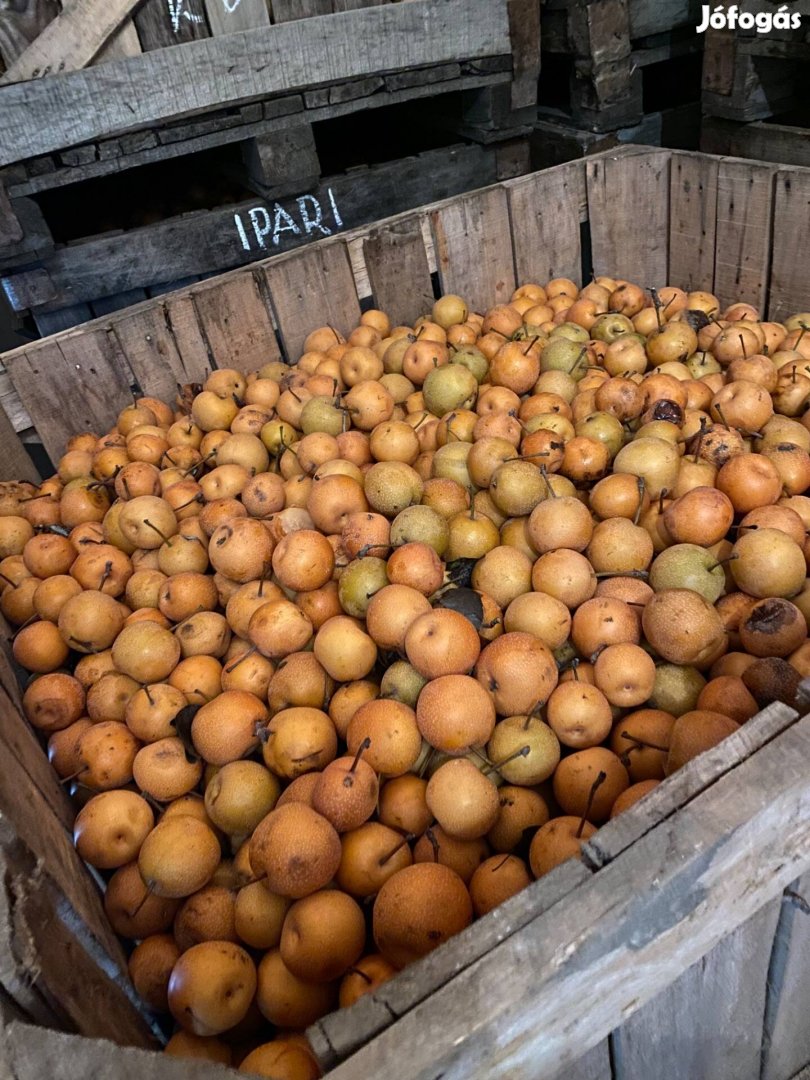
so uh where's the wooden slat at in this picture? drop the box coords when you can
[0,0,145,84]
[559,1044,612,1080]
[1,143,499,314]
[668,151,718,292]
[272,0,333,19]
[0,180,22,243]
[628,0,691,37]
[0,0,59,69]
[713,159,776,311]
[310,860,591,1069]
[768,168,810,323]
[0,366,33,438]
[203,0,270,36]
[585,147,671,286]
[362,217,434,328]
[583,701,797,868]
[610,901,782,1080]
[0,406,38,482]
[1,1022,231,1080]
[430,185,516,314]
[507,0,540,109]
[702,118,810,170]
[762,872,810,1080]
[326,712,810,1079]
[133,0,210,49]
[33,305,94,336]
[262,241,361,361]
[111,301,207,401]
[0,0,511,166]
[191,271,282,371]
[506,161,586,286]
[94,18,143,61]
[90,289,149,317]
[5,334,134,459]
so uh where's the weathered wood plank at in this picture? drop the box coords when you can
[272,0,332,19]
[762,871,810,1080]
[111,301,206,401]
[628,0,693,37]
[94,17,143,61]
[0,181,22,244]
[1,1022,230,1080]
[713,158,776,311]
[325,713,810,1079]
[586,148,671,286]
[0,0,511,165]
[133,0,210,49]
[5,334,134,459]
[362,217,434,329]
[0,0,58,69]
[310,860,591,1069]
[430,186,516,314]
[0,406,37,482]
[3,144,498,314]
[507,0,540,109]
[32,305,94,336]
[558,1043,613,1080]
[584,701,797,868]
[611,900,782,1080]
[242,123,320,197]
[768,168,810,324]
[263,241,360,361]
[90,288,149,317]
[506,160,586,287]
[204,0,270,36]
[668,151,718,292]
[702,118,810,170]
[0,0,145,83]
[192,271,281,371]
[164,292,212,378]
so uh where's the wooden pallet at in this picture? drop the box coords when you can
[702,27,810,123]
[538,0,704,133]
[0,146,809,1079]
[702,116,810,168]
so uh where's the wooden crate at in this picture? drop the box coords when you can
[702,116,810,168]
[539,0,704,134]
[0,0,538,333]
[0,145,809,1080]
[702,25,810,123]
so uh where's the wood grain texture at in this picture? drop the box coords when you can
[326,712,810,1079]
[430,186,516,314]
[555,1043,612,1080]
[5,334,134,460]
[111,301,206,401]
[0,0,145,83]
[584,701,797,868]
[668,151,719,292]
[203,0,270,36]
[507,0,540,109]
[506,161,586,286]
[713,159,776,310]
[192,271,281,371]
[262,241,360,361]
[0,0,510,165]
[94,18,143,61]
[0,0,59,68]
[272,0,332,18]
[133,0,210,49]
[0,180,22,243]
[611,900,782,1080]
[768,168,810,323]
[586,148,671,287]
[0,405,37,481]
[702,118,810,170]
[1,1021,230,1079]
[762,871,810,1080]
[362,217,434,329]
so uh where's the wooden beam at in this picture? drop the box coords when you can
[507,0,540,109]
[0,0,510,165]
[0,0,146,84]
[1,144,499,313]
[203,0,270,36]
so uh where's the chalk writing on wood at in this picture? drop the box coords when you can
[234,188,344,252]
[168,0,204,31]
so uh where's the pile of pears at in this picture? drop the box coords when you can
[3,272,810,1077]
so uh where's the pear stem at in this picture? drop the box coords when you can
[576,770,607,838]
[349,737,371,774]
[482,744,530,775]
